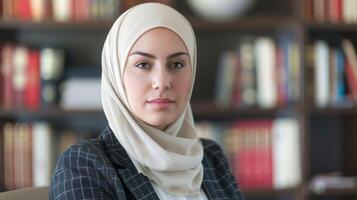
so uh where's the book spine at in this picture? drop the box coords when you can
[255,37,277,108]
[314,40,329,107]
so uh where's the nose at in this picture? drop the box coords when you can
[152,66,171,91]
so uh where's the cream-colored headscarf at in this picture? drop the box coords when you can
[101,3,203,196]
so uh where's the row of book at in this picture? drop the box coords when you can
[308,39,357,107]
[1,0,120,22]
[0,44,65,110]
[214,36,300,109]
[1,122,93,190]
[305,0,357,23]
[196,118,301,190]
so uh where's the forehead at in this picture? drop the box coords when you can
[129,27,188,53]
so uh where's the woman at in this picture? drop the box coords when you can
[50,3,243,200]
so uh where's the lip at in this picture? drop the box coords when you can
[147,98,174,109]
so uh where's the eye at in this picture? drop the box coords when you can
[169,62,185,70]
[135,62,151,69]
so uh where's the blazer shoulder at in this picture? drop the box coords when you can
[200,138,244,200]
[54,138,109,171]
[200,138,226,159]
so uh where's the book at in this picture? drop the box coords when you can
[60,77,101,110]
[30,0,47,21]
[4,122,15,190]
[0,45,3,106]
[40,48,65,108]
[32,122,55,187]
[255,37,277,108]
[238,37,256,106]
[214,51,237,108]
[1,44,15,109]
[12,46,29,109]
[25,49,41,110]
[341,39,357,102]
[314,40,330,107]
[52,0,72,22]
[272,118,301,189]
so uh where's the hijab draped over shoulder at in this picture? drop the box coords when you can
[101,3,203,195]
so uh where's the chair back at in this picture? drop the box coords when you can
[0,186,49,200]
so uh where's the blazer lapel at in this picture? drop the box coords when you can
[201,153,231,200]
[117,166,160,200]
[101,127,160,200]
[102,127,229,200]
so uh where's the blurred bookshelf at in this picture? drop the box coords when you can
[1,0,357,200]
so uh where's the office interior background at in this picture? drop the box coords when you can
[0,0,357,200]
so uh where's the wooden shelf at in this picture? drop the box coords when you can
[308,105,357,116]
[191,100,298,119]
[0,20,114,31]
[0,107,105,120]
[189,16,298,31]
[309,187,357,197]
[0,16,297,32]
[305,21,357,32]
[242,187,302,198]
[0,101,299,121]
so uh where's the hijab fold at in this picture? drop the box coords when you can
[101,3,203,195]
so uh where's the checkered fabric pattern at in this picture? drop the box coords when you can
[49,127,244,200]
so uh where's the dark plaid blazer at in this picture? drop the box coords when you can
[50,126,244,200]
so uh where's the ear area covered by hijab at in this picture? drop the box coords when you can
[101,3,204,196]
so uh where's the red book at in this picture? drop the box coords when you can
[74,0,89,21]
[345,61,357,102]
[342,40,357,102]
[261,121,273,188]
[2,44,15,110]
[18,0,32,20]
[25,49,40,110]
[0,0,2,19]
[0,45,3,107]
[329,0,341,22]
[4,122,15,190]
[0,124,4,190]
[336,0,342,22]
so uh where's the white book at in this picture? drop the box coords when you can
[30,0,46,21]
[255,37,277,108]
[40,48,65,80]
[314,40,329,107]
[60,77,102,110]
[52,0,72,22]
[12,46,28,94]
[272,119,301,189]
[343,0,354,23]
[32,122,54,187]
[352,0,357,23]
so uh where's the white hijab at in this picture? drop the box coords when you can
[101,3,204,196]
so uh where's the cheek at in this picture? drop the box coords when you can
[176,73,192,98]
[123,71,148,103]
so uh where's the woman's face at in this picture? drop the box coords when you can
[124,28,192,130]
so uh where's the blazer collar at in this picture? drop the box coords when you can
[100,126,221,200]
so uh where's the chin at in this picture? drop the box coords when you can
[145,117,173,130]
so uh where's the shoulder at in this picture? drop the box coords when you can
[200,138,228,165]
[50,130,126,199]
[200,138,245,200]
[54,138,109,172]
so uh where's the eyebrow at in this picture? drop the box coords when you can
[129,51,189,59]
